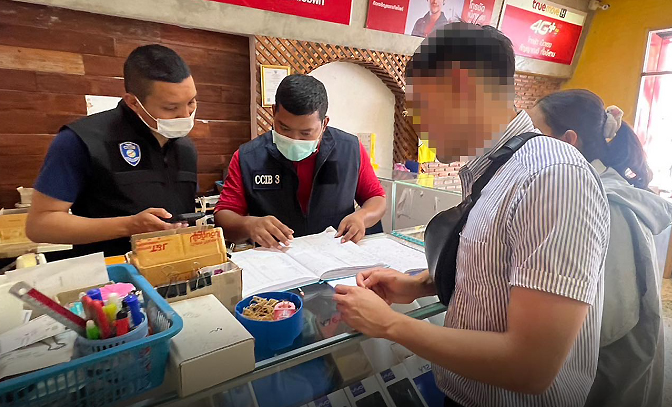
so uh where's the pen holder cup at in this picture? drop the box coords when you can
[74,314,148,358]
[235,292,303,351]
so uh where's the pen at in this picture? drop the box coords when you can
[103,303,118,325]
[125,294,144,327]
[107,293,121,309]
[115,311,129,336]
[92,300,111,339]
[86,320,100,340]
[87,288,103,302]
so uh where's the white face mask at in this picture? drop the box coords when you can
[135,98,195,139]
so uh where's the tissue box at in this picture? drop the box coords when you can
[169,295,255,397]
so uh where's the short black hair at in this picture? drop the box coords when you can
[123,44,191,101]
[275,74,328,120]
[406,22,516,85]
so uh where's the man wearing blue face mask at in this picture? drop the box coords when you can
[26,45,199,257]
[214,74,386,248]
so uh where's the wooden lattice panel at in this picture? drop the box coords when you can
[254,36,418,163]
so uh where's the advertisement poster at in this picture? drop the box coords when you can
[499,0,587,65]
[460,0,497,25]
[208,0,352,25]
[366,0,465,37]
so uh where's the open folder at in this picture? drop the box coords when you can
[233,228,385,297]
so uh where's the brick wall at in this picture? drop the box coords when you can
[514,73,566,110]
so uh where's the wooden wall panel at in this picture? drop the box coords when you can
[0,45,85,75]
[0,0,251,208]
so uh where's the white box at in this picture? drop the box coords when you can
[307,389,352,407]
[169,295,255,397]
[345,375,392,407]
[376,363,428,407]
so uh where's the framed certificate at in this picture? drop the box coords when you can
[261,65,291,107]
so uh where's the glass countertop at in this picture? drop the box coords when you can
[142,281,446,406]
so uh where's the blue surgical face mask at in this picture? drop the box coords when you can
[272,129,320,161]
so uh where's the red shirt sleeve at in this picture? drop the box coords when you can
[355,142,386,206]
[214,151,248,216]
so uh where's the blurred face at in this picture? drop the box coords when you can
[429,0,443,14]
[273,105,329,141]
[406,65,514,162]
[126,76,198,130]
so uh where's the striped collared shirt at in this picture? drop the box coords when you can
[433,111,610,407]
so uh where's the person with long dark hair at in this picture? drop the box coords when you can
[528,89,672,407]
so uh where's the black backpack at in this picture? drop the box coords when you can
[424,133,540,305]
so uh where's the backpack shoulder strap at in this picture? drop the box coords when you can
[471,132,541,198]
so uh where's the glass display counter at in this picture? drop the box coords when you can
[129,280,446,407]
[392,176,462,231]
[376,169,463,233]
[125,174,463,407]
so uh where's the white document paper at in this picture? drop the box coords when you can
[0,331,76,380]
[85,95,121,115]
[0,315,68,356]
[3,253,109,298]
[327,276,358,289]
[286,228,384,278]
[233,228,384,297]
[359,237,428,273]
[0,282,24,335]
[233,249,318,298]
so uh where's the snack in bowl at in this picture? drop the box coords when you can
[235,292,304,350]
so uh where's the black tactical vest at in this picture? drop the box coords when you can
[64,101,197,257]
[238,127,381,238]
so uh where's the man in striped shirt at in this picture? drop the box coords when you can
[334,23,609,407]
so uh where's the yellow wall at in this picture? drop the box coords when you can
[565,0,672,123]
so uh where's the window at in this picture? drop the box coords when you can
[635,29,672,193]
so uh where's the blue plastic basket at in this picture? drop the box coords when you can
[0,264,183,407]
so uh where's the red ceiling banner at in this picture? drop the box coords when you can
[499,0,587,65]
[366,0,465,37]
[461,0,498,25]
[208,0,352,25]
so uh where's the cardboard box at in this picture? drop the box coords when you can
[129,226,227,287]
[0,212,30,244]
[169,295,255,397]
[157,261,242,313]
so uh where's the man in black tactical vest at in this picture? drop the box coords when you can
[27,45,199,257]
[214,74,386,248]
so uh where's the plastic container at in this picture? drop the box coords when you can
[74,313,148,358]
[16,187,33,205]
[0,264,183,407]
[235,292,303,350]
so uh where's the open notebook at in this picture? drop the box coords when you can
[233,228,428,297]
